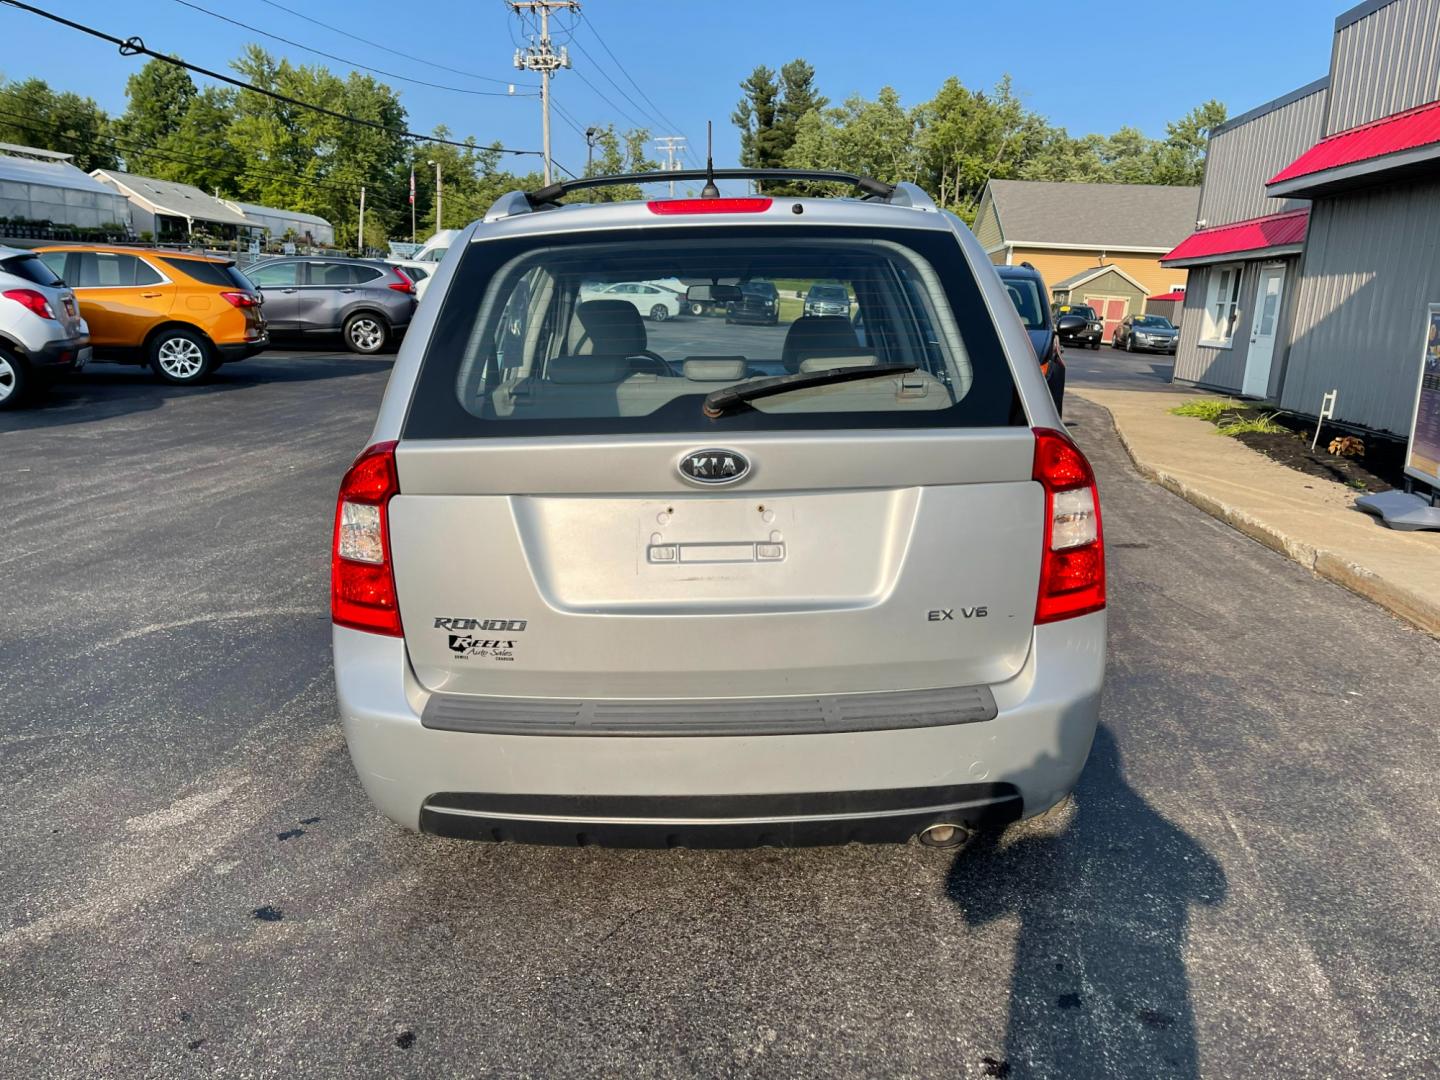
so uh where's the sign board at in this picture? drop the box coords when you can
[247,239,260,256]
[282,241,296,256]
[1405,304,1440,487]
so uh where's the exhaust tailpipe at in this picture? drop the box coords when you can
[917,822,974,850]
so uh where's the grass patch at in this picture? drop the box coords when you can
[777,296,804,323]
[1170,398,1238,422]
[1216,412,1287,437]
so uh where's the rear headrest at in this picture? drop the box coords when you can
[683,358,748,381]
[797,352,879,373]
[781,315,860,372]
[574,299,646,356]
[547,355,630,383]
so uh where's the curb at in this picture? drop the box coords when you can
[1089,399,1440,640]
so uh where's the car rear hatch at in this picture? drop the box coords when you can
[375,212,1051,703]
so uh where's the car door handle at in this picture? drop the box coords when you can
[282,288,298,294]
[340,288,355,294]
[141,291,163,298]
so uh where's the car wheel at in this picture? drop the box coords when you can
[0,346,31,409]
[344,313,389,354]
[649,305,670,322]
[149,328,213,385]
[690,303,704,316]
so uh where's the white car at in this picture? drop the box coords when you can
[579,280,682,322]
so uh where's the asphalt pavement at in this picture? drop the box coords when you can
[2,347,1437,1079]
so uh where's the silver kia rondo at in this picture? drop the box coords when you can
[332,168,1106,848]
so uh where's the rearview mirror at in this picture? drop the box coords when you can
[687,284,742,303]
[1056,314,1087,333]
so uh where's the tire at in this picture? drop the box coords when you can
[0,346,30,410]
[149,327,213,385]
[1125,337,1134,352]
[344,313,389,354]
[690,303,704,316]
[649,305,670,323]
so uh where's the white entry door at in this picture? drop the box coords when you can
[1242,265,1286,398]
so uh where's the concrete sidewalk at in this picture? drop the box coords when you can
[1074,386,1440,638]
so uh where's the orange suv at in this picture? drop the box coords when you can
[35,246,268,385]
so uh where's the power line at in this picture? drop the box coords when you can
[169,0,537,99]
[578,14,697,165]
[0,0,542,157]
[569,66,648,132]
[566,37,665,134]
[256,0,535,88]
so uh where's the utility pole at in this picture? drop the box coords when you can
[358,186,365,255]
[655,136,686,196]
[427,159,442,236]
[509,1,578,185]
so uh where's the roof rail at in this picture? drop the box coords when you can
[526,168,897,207]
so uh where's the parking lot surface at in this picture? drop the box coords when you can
[2,348,1437,1078]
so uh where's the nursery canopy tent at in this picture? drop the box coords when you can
[0,143,131,232]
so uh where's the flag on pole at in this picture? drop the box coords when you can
[408,168,416,205]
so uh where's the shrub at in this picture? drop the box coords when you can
[1171,399,1237,422]
[1217,412,1286,437]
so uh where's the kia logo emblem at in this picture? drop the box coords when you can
[678,448,750,485]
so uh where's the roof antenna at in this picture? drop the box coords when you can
[701,121,719,199]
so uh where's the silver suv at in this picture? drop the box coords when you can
[245,257,417,354]
[331,169,1107,848]
[0,245,89,409]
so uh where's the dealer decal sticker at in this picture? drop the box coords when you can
[435,617,526,662]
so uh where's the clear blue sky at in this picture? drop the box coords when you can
[1,0,1341,178]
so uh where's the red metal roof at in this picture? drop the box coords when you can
[1268,97,1440,185]
[1160,209,1309,265]
[1147,291,1185,302]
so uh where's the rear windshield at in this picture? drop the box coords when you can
[404,225,1018,438]
[161,257,254,291]
[1000,277,1047,329]
[0,253,64,287]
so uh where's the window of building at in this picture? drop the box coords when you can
[1200,264,1243,347]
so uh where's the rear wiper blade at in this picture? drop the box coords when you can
[702,364,919,418]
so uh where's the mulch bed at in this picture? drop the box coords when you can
[1225,410,1406,493]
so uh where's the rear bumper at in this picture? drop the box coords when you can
[333,611,1105,846]
[27,333,90,371]
[217,333,268,362]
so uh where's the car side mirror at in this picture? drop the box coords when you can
[1056,314,1087,333]
[687,284,742,303]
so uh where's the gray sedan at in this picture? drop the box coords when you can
[244,257,417,354]
[1114,314,1178,354]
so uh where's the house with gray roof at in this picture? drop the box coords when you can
[90,169,255,242]
[973,179,1200,340]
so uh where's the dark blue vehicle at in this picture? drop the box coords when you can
[996,263,1066,414]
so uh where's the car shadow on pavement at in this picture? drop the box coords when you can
[946,726,1226,1080]
[0,355,391,432]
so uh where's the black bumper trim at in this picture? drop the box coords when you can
[420,784,1022,847]
[421,684,998,738]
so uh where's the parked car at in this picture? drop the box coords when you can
[1052,302,1103,349]
[724,279,780,325]
[330,168,1106,849]
[0,245,89,408]
[245,257,416,353]
[1113,314,1178,354]
[578,280,681,322]
[996,263,1066,414]
[36,245,266,385]
[803,282,852,318]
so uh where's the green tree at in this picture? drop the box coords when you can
[113,60,197,174]
[1149,100,1228,185]
[579,124,657,201]
[0,76,117,171]
[733,65,785,172]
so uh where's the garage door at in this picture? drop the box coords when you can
[1085,295,1129,343]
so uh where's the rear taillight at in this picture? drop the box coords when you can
[331,441,403,636]
[3,289,55,320]
[1033,428,1104,624]
[219,291,260,308]
[647,198,773,215]
[388,267,415,294]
